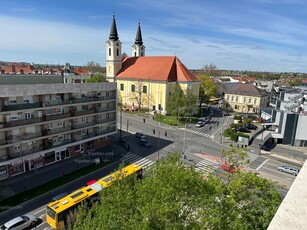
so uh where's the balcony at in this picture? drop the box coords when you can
[95,95,116,101]
[73,121,96,129]
[47,140,71,149]
[45,113,70,121]
[96,107,116,113]
[4,102,41,111]
[75,109,96,116]
[47,126,71,135]
[72,97,95,104]
[96,117,116,124]
[43,99,71,106]
[8,117,41,127]
[96,128,117,135]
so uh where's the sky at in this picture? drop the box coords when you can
[1,0,307,72]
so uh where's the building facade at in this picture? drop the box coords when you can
[0,83,117,180]
[223,82,270,113]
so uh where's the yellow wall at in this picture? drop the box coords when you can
[225,93,267,113]
[117,79,199,114]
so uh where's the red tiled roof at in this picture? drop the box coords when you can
[116,56,198,82]
[73,68,90,75]
[224,82,267,96]
[301,79,307,84]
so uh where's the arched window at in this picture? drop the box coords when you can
[109,48,111,56]
[116,49,119,56]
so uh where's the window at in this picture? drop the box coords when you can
[109,48,111,56]
[227,95,230,101]
[236,96,238,102]
[82,117,88,123]
[169,92,172,96]
[249,97,252,103]
[131,85,135,92]
[82,105,88,110]
[58,121,63,127]
[106,113,110,119]
[231,96,234,101]
[143,86,147,94]
[117,49,119,56]
[243,97,247,103]
[24,112,32,120]
[120,84,124,91]
[254,98,257,104]
[134,52,136,57]
[56,108,63,114]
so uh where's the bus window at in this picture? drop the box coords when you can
[46,207,56,219]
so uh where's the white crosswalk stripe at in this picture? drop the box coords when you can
[178,128,214,139]
[194,159,219,176]
[121,152,154,169]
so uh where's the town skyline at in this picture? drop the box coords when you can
[1,0,307,72]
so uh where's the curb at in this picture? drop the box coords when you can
[269,155,305,167]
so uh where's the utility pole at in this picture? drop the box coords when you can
[158,131,160,161]
[126,119,129,140]
[183,122,187,155]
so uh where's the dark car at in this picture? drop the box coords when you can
[236,126,251,133]
[138,139,151,148]
[135,132,146,139]
[245,123,258,130]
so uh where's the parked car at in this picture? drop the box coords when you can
[138,139,152,148]
[135,132,146,139]
[278,165,300,176]
[195,120,206,128]
[244,123,258,130]
[220,163,236,174]
[236,126,251,133]
[1,214,38,230]
[51,192,69,201]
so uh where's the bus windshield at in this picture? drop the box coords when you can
[46,207,56,219]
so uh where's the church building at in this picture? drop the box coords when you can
[106,15,200,114]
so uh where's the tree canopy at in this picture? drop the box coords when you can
[73,153,281,230]
[86,74,107,83]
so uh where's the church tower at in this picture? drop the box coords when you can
[106,15,122,82]
[132,21,145,57]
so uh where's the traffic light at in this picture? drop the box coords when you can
[153,129,155,134]
[165,131,167,137]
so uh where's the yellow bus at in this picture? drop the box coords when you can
[46,163,143,229]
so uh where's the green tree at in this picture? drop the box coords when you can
[166,84,185,118]
[198,75,217,114]
[86,74,107,83]
[74,153,281,230]
[221,146,250,171]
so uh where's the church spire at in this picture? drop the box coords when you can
[134,20,143,45]
[109,14,119,41]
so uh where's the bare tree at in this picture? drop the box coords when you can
[129,81,146,111]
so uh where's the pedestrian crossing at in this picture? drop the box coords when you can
[178,128,214,139]
[194,158,219,175]
[121,152,154,170]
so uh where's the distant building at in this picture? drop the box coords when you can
[222,82,270,113]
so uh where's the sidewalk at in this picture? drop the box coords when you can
[0,135,128,200]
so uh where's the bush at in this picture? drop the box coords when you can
[224,128,232,137]
[234,115,242,120]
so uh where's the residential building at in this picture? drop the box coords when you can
[260,87,307,147]
[0,83,117,180]
[222,82,270,113]
[106,15,200,114]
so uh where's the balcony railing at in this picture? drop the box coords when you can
[96,118,116,124]
[96,95,116,101]
[44,99,71,106]
[96,128,117,135]
[75,109,96,116]
[9,117,41,127]
[4,102,41,111]
[96,107,116,113]
[48,140,71,148]
[45,113,70,121]
[73,121,96,129]
[47,126,71,135]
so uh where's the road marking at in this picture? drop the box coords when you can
[255,158,269,171]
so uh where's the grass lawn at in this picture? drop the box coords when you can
[0,161,110,212]
[153,113,198,127]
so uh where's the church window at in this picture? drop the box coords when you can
[134,52,137,57]
[116,49,119,56]
[131,85,135,92]
[231,95,234,101]
[109,48,111,56]
[236,96,238,102]
[254,98,257,104]
[120,84,124,91]
[143,86,147,94]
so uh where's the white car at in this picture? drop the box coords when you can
[1,214,38,230]
[278,165,300,176]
